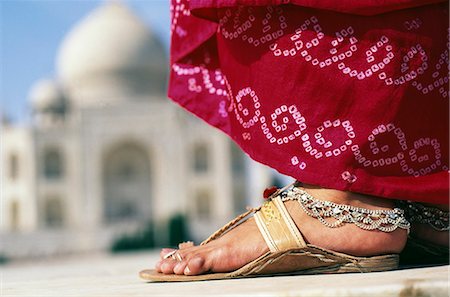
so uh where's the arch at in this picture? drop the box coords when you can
[230,141,247,213]
[43,148,64,179]
[194,189,212,220]
[9,153,19,180]
[192,143,209,173]
[102,142,152,224]
[44,196,64,228]
[10,200,19,231]
[230,141,246,175]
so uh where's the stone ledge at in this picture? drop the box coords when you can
[2,251,449,297]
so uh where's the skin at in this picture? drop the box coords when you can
[155,184,443,276]
[409,203,449,246]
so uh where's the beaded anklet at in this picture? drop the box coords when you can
[273,186,411,233]
[397,200,449,231]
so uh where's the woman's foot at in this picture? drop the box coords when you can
[155,184,408,276]
[409,203,449,247]
[399,203,448,266]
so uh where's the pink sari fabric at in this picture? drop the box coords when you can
[169,0,449,204]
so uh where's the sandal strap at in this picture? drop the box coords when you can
[200,181,299,246]
[200,207,259,246]
[255,196,306,252]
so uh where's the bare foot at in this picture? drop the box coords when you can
[155,185,408,276]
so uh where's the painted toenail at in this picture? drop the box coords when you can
[184,266,191,274]
[161,262,170,270]
[174,262,183,271]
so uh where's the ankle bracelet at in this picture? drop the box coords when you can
[396,200,449,231]
[277,187,410,233]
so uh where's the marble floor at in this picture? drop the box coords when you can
[2,251,448,297]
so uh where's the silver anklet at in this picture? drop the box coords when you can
[278,187,410,233]
[396,200,449,231]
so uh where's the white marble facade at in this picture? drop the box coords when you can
[0,2,283,258]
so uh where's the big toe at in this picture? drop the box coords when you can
[185,257,207,276]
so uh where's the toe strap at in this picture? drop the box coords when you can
[255,196,306,252]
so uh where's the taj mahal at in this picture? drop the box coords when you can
[0,1,286,258]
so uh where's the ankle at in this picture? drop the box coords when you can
[412,224,449,247]
[399,201,449,247]
[281,185,409,255]
[301,183,395,210]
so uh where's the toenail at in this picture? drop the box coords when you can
[174,262,184,271]
[161,248,171,255]
[184,266,191,275]
[161,262,170,270]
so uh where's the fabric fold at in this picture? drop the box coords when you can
[168,0,449,204]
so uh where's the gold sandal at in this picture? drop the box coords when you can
[140,183,409,282]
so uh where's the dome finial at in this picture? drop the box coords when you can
[105,0,124,5]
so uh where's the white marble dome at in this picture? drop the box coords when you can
[29,79,65,113]
[57,1,167,107]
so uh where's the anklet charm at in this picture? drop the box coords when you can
[279,187,410,233]
[396,200,449,231]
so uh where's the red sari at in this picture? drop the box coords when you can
[169,0,449,204]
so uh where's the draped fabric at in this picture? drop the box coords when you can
[168,0,449,204]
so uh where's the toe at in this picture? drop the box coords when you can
[173,261,188,275]
[155,260,162,272]
[160,260,177,274]
[160,248,176,259]
[179,241,195,249]
[184,257,206,275]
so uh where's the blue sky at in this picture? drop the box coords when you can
[0,0,170,123]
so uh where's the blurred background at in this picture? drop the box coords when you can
[0,0,291,264]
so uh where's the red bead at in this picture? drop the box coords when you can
[263,186,278,199]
